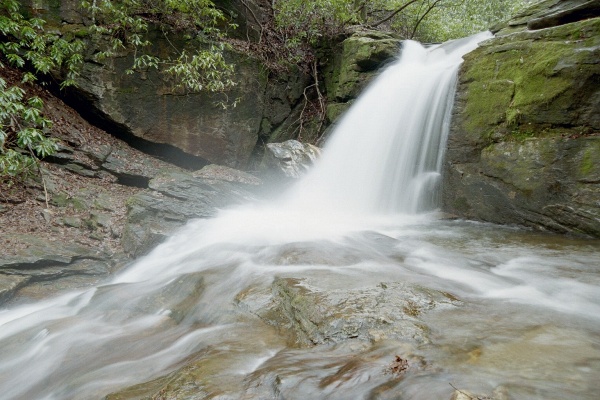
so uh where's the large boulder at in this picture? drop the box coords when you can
[69,40,269,169]
[24,1,315,169]
[121,165,262,257]
[443,0,600,237]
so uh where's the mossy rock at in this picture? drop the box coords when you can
[444,1,600,237]
[459,17,600,146]
[323,30,400,103]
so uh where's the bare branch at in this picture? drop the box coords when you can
[368,0,420,29]
[410,0,445,39]
[240,0,264,43]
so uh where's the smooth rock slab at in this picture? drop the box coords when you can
[237,278,461,347]
[0,234,115,305]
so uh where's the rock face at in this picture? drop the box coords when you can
[26,0,314,169]
[443,0,600,237]
[323,30,401,127]
[69,44,270,169]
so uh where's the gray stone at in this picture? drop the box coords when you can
[237,278,460,347]
[0,275,30,304]
[121,166,261,257]
[62,216,83,228]
[260,140,321,180]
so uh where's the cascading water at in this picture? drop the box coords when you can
[1,32,599,400]
[285,37,474,215]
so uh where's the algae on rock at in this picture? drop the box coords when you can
[443,0,600,237]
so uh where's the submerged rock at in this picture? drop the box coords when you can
[443,0,600,237]
[237,278,461,347]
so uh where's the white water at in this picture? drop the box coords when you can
[286,37,479,215]
[1,32,599,400]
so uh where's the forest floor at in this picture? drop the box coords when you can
[0,65,157,258]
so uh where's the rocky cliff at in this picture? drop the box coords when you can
[443,0,600,237]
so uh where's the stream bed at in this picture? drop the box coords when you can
[1,212,599,399]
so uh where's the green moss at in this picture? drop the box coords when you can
[581,151,594,175]
[579,141,600,178]
[508,128,536,142]
[463,79,514,135]
[460,17,600,143]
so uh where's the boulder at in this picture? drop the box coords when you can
[260,140,321,181]
[68,42,269,169]
[24,1,316,169]
[443,1,600,237]
[323,30,400,103]
[121,165,262,257]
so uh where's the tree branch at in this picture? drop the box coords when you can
[240,0,264,43]
[368,0,420,29]
[410,0,445,39]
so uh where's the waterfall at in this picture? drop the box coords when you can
[0,33,513,400]
[284,32,492,215]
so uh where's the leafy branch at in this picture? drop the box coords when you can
[0,77,57,182]
[83,0,238,95]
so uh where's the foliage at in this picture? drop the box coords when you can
[272,0,528,44]
[405,0,527,42]
[0,77,57,179]
[0,0,74,179]
[82,0,237,94]
[0,0,85,88]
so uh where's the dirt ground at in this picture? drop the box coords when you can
[0,65,148,258]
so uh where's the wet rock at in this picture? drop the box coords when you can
[0,234,115,304]
[121,165,262,257]
[260,140,321,180]
[105,323,286,400]
[321,29,399,135]
[443,4,600,237]
[324,30,400,103]
[0,275,30,304]
[237,278,461,347]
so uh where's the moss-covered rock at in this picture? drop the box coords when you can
[322,30,400,128]
[443,1,600,237]
[325,31,399,101]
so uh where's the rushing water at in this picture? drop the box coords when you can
[1,33,599,400]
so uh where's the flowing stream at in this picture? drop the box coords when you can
[1,33,599,400]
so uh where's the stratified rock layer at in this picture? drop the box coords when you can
[443,0,600,237]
